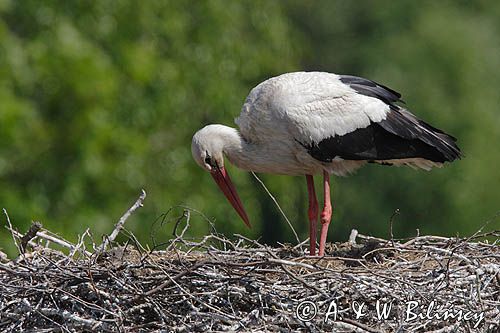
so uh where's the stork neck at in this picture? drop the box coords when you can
[218,125,313,175]
[216,126,260,171]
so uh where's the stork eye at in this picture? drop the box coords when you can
[204,155,212,165]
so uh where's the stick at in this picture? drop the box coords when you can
[422,245,475,265]
[341,318,383,333]
[37,308,102,329]
[3,209,21,255]
[251,172,301,246]
[20,221,42,253]
[9,228,92,257]
[389,208,400,246]
[144,261,207,296]
[348,229,358,244]
[99,189,146,252]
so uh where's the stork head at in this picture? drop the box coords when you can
[191,125,251,228]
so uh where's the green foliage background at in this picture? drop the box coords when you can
[1,0,499,254]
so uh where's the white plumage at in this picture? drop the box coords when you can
[234,72,392,175]
[237,72,389,143]
[191,71,461,256]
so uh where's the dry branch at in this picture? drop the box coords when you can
[1,200,499,332]
[98,189,146,252]
[19,221,42,253]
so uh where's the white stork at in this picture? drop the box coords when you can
[191,72,461,256]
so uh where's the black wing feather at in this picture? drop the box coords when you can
[339,75,403,109]
[302,119,451,163]
[301,75,462,163]
[378,109,461,162]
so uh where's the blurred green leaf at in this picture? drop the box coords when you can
[1,0,498,256]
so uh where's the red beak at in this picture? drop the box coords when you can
[210,167,251,228]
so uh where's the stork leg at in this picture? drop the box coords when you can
[305,175,318,256]
[319,170,332,256]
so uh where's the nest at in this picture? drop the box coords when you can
[0,193,499,332]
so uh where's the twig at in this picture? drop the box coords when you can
[251,172,301,246]
[401,235,450,247]
[3,209,21,255]
[36,308,102,329]
[69,228,91,258]
[160,266,239,321]
[20,221,42,253]
[0,208,497,332]
[166,210,191,252]
[173,210,191,238]
[389,208,400,246]
[348,229,358,244]
[144,260,208,296]
[267,258,315,270]
[464,210,499,243]
[9,228,92,257]
[99,189,146,252]
[341,318,383,333]
[293,238,310,250]
[281,264,328,297]
[422,245,475,265]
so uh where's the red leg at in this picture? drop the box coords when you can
[319,170,332,256]
[306,175,318,256]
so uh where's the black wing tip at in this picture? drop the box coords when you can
[374,81,402,99]
[422,125,463,162]
[441,138,463,162]
[380,108,463,163]
[338,74,403,105]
